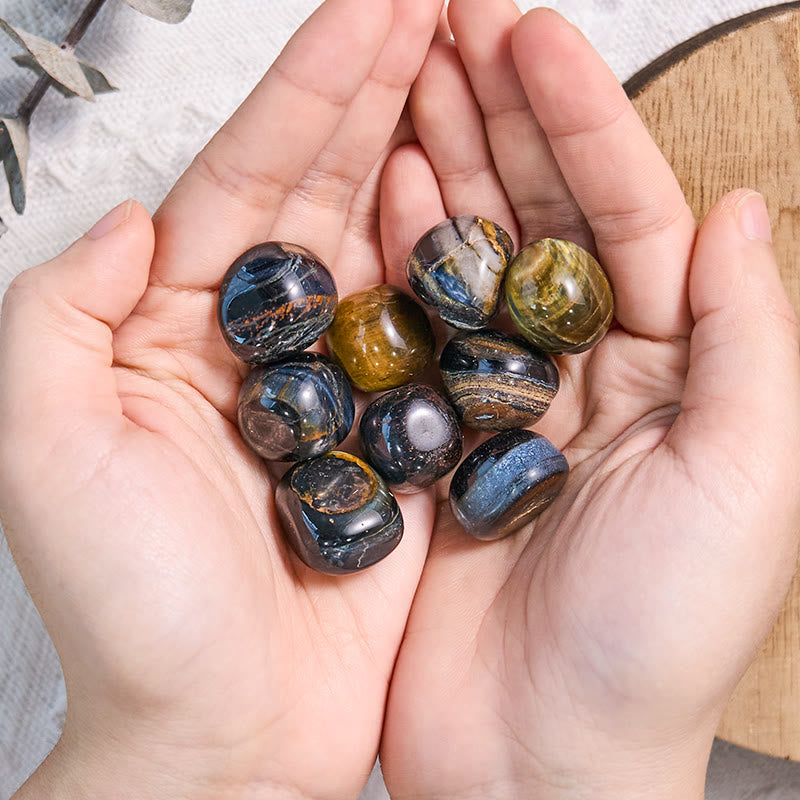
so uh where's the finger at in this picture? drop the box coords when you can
[380,143,447,288]
[448,0,590,248]
[410,41,518,240]
[334,113,416,296]
[151,0,393,289]
[512,9,697,341]
[666,190,800,556]
[0,200,154,485]
[269,0,444,291]
[434,3,452,40]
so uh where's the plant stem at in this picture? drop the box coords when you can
[64,0,110,49]
[17,0,109,124]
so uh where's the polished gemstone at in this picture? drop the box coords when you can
[406,215,514,330]
[237,353,354,462]
[440,329,559,431]
[450,428,568,540]
[505,238,613,354]
[326,284,435,392]
[218,241,337,364]
[359,384,462,493]
[276,451,403,574]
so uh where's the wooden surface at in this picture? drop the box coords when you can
[626,2,800,759]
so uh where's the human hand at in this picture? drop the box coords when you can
[378,3,800,798]
[0,1,444,798]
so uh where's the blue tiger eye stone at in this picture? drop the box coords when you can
[440,329,559,431]
[218,242,337,364]
[406,215,514,330]
[359,384,462,493]
[237,352,354,462]
[450,429,568,541]
[276,451,403,575]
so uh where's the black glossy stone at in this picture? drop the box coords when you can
[276,451,403,575]
[237,353,354,462]
[217,242,337,364]
[450,429,568,541]
[359,384,462,494]
[440,329,559,431]
[406,215,514,330]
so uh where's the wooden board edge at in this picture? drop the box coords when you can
[624,1,800,98]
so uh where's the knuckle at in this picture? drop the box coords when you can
[589,196,692,247]
[765,292,800,345]
[190,139,291,212]
[545,97,630,142]
[2,267,42,312]
[517,197,590,243]
[290,164,360,213]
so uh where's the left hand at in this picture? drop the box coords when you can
[377,3,800,798]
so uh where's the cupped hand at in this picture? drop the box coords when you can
[0,1,444,798]
[378,3,800,798]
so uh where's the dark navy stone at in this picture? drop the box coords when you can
[440,329,559,431]
[276,451,403,575]
[217,241,337,364]
[359,384,462,494]
[406,215,514,330]
[237,353,354,462]
[450,429,568,541]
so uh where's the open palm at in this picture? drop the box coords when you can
[378,3,800,798]
[0,1,444,797]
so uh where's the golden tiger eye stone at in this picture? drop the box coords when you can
[326,285,435,392]
[505,238,614,354]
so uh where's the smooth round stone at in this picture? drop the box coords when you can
[326,285,435,392]
[218,242,337,364]
[440,329,559,431]
[275,451,403,575]
[406,215,514,330]
[505,238,613,354]
[450,429,568,541]
[359,384,462,494]
[237,353,354,462]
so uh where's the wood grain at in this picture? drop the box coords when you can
[626,2,800,759]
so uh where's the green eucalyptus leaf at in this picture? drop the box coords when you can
[13,54,118,98]
[121,0,193,24]
[0,116,30,214]
[0,20,95,101]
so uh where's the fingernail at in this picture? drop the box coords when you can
[87,199,133,240]
[737,191,772,243]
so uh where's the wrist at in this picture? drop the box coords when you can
[520,736,710,800]
[386,727,712,800]
[12,720,312,800]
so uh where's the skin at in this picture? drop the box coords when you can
[380,3,800,798]
[0,2,798,799]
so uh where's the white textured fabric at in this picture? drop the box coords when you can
[0,1,794,797]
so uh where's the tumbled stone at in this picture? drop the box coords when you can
[450,428,568,540]
[439,328,559,431]
[218,241,337,364]
[326,284,434,392]
[406,215,514,330]
[276,451,403,574]
[237,353,354,462]
[359,384,462,493]
[505,238,613,354]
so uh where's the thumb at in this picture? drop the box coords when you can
[0,200,155,479]
[667,188,800,570]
